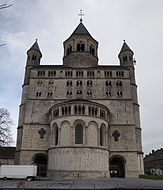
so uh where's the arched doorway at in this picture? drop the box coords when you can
[33,154,47,177]
[109,156,125,178]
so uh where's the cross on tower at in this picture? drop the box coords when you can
[112,130,120,141]
[78,9,84,22]
[38,128,46,139]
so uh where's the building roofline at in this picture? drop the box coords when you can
[32,65,129,70]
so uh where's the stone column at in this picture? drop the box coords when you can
[59,107,62,117]
[98,128,100,147]
[106,130,108,148]
[70,126,73,145]
[85,105,88,115]
[50,130,53,147]
[85,126,88,145]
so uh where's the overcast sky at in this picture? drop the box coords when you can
[0,0,163,155]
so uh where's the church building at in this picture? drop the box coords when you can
[15,19,144,178]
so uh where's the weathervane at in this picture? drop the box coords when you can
[78,9,84,22]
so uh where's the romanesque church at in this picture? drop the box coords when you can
[15,19,144,178]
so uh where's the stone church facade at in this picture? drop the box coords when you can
[15,20,144,178]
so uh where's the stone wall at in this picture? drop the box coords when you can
[48,147,109,178]
[16,65,143,178]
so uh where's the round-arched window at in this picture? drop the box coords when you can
[77,42,85,51]
[75,124,83,144]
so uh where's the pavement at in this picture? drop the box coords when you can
[0,178,163,189]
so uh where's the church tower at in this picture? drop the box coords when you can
[118,40,134,67]
[119,41,142,155]
[24,40,42,85]
[15,18,144,178]
[63,20,98,67]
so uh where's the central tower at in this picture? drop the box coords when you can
[63,20,98,67]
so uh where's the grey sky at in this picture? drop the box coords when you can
[0,0,163,155]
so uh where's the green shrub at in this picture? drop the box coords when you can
[139,175,163,180]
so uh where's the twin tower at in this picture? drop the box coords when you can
[15,20,144,178]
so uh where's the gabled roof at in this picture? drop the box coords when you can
[71,21,91,36]
[28,39,41,54]
[119,41,133,54]
[144,148,163,161]
[0,147,16,159]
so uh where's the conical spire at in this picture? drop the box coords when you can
[71,22,91,36]
[28,39,41,53]
[119,40,133,55]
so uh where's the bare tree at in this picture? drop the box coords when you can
[0,108,13,146]
[0,44,6,47]
[0,3,13,46]
[0,4,12,9]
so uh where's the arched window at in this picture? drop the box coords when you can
[95,108,98,116]
[67,91,72,98]
[62,107,65,115]
[87,80,93,87]
[47,91,52,97]
[117,91,123,97]
[32,54,37,61]
[76,80,82,86]
[116,80,122,86]
[69,45,72,53]
[88,107,91,115]
[77,42,85,51]
[52,125,59,146]
[106,91,111,97]
[75,124,83,144]
[105,81,112,87]
[53,109,59,118]
[77,90,82,95]
[65,107,67,115]
[87,91,92,97]
[74,106,77,114]
[66,45,72,55]
[123,55,127,62]
[100,125,105,146]
[68,106,71,115]
[67,48,70,55]
[67,80,72,86]
[90,45,95,55]
[81,43,85,51]
[77,43,80,51]
[38,80,42,85]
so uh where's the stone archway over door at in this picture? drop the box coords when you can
[33,154,47,177]
[109,156,125,178]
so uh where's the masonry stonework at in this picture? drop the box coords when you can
[15,20,144,178]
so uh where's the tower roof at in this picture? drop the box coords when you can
[71,21,91,36]
[64,21,97,44]
[28,39,41,54]
[119,40,133,54]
